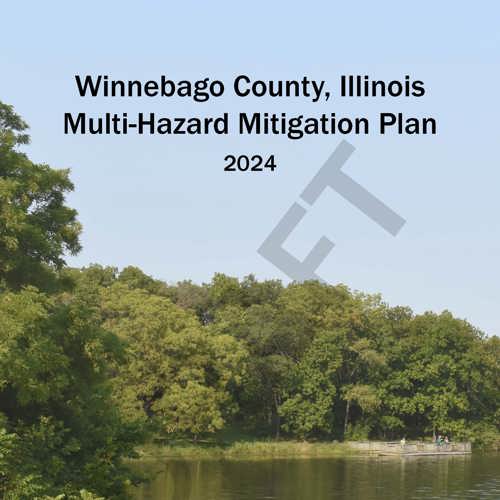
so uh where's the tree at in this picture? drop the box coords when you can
[117,266,169,296]
[152,382,225,438]
[0,286,141,498]
[101,283,248,439]
[381,311,491,440]
[166,279,210,323]
[342,384,381,440]
[0,101,81,290]
[0,102,140,498]
[210,303,294,437]
[279,331,342,439]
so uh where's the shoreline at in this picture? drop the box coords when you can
[135,440,496,461]
[137,441,359,460]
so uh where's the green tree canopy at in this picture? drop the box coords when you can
[0,101,81,290]
[0,285,141,498]
[101,283,248,439]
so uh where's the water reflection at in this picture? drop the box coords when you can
[132,454,500,500]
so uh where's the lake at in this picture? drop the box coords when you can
[132,453,500,499]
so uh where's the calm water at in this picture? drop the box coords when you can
[132,454,500,500]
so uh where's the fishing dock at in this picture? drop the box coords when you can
[347,441,472,456]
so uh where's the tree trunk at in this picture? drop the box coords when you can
[273,391,281,439]
[344,400,350,436]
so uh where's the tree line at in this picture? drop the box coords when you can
[0,101,499,498]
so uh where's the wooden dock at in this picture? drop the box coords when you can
[346,441,472,456]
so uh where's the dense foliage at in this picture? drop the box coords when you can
[0,102,80,292]
[0,103,142,499]
[1,101,499,498]
[85,270,498,445]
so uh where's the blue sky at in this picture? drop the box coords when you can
[1,1,499,335]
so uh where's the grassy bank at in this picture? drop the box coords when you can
[138,440,359,460]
